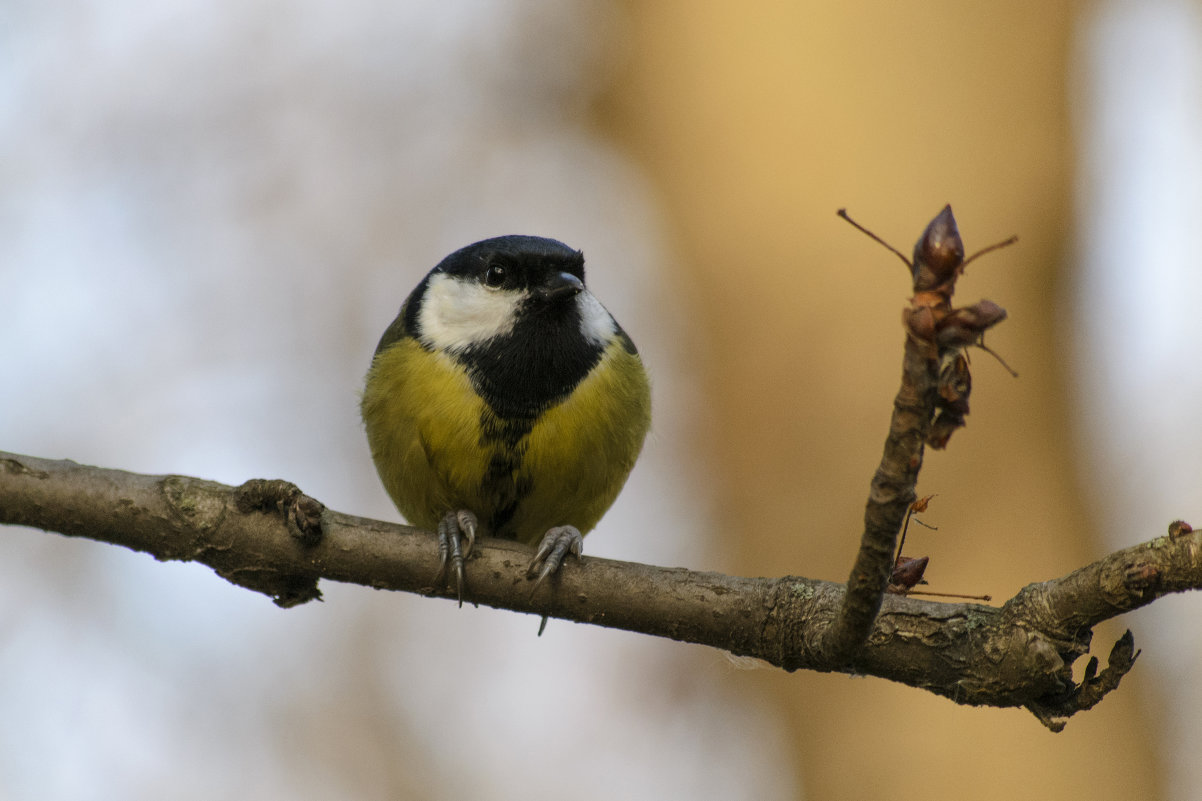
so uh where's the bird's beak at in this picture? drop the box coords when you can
[538,271,584,302]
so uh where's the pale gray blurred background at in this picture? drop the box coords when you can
[2,1,1201,799]
[1,2,792,798]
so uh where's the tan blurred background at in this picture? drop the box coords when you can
[602,2,1156,798]
[3,1,1201,799]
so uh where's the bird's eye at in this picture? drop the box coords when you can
[483,264,507,288]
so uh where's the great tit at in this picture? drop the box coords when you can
[361,235,651,601]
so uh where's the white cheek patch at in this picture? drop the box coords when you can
[418,273,522,352]
[576,290,617,345]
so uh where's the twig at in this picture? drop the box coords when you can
[823,206,1013,665]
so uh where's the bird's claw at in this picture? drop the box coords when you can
[434,510,478,606]
[527,525,583,593]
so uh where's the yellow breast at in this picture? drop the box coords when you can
[361,337,650,544]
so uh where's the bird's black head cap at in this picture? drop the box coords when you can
[389,236,587,353]
[436,235,585,291]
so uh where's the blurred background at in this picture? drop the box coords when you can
[2,1,1201,798]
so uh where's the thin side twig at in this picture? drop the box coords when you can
[822,206,1013,666]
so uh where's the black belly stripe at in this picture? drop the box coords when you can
[478,409,533,450]
[460,303,609,537]
[478,407,535,537]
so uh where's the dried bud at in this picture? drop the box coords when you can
[904,305,937,342]
[1168,519,1194,538]
[910,494,936,514]
[937,351,972,412]
[890,555,930,590]
[936,300,1009,347]
[929,350,972,448]
[912,205,965,291]
[927,410,962,449]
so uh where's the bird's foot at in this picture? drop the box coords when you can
[433,510,478,606]
[526,525,583,592]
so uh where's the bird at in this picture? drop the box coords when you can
[361,235,651,603]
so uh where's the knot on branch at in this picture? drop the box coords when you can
[229,478,327,607]
[968,623,1068,702]
[994,577,1145,731]
[1026,631,1141,732]
[765,578,838,672]
[235,478,326,548]
[1102,557,1162,606]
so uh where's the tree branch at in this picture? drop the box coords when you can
[1,449,1196,730]
[2,207,1190,731]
